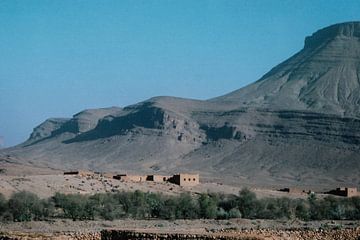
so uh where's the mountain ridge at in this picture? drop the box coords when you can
[1,22,360,188]
[212,21,360,118]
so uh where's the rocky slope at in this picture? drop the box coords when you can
[213,22,360,117]
[1,22,360,188]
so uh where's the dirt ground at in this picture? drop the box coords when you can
[1,218,359,233]
[1,219,359,240]
[0,173,316,199]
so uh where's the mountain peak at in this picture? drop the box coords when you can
[304,21,360,49]
[213,22,360,117]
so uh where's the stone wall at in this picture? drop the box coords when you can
[101,228,360,240]
[100,230,259,240]
[0,232,100,240]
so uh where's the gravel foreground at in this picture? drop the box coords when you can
[0,219,360,239]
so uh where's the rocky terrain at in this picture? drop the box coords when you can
[1,22,360,188]
[1,219,360,240]
[0,172,311,199]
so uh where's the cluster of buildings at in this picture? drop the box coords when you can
[280,187,359,198]
[64,170,199,187]
[64,170,359,197]
[113,173,199,187]
[325,187,358,197]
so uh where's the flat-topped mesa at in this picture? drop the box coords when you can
[304,21,360,49]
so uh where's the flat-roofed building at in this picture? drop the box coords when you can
[146,175,171,182]
[170,173,199,187]
[113,174,146,182]
[327,187,358,197]
[64,170,94,177]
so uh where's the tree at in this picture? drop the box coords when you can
[146,192,165,218]
[91,193,124,220]
[228,208,241,218]
[8,191,43,221]
[198,193,218,219]
[53,193,95,220]
[176,193,199,219]
[294,200,309,220]
[237,188,259,219]
[308,193,322,220]
[0,193,6,214]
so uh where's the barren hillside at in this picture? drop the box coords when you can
[1,22,360,188]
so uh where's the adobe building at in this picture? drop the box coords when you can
[279,187,306,194]
[64,170,94,177]
[101,172,116,179]
[327,187,358,197]
[146,175,171,182]
[112,172,200,187]
[113,174,146,182]
[170,173,199,187]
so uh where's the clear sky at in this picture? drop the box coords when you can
[0,0,359,147]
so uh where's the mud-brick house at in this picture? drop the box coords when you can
[170,173,199,187]
[113,174,146,182]
[146,175,171,182]
[279,187,306,194]
[101,172,116,179]
[64,170,94,177]
[327,187,358,197]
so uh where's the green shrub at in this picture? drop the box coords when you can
[53,193,95,220]
[145,192,165,218]
[198,193,218,219]
[175,193,199,219]
[159,198,177,220]
[228,208,241,218]
[294,200,309,220]
[90,193,124,220]
[7,191,49,221]
[237,188,259,219]
[0,193,6,214]
[1,189,360,222]
[216,207,229,219]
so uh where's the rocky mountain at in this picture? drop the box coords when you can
[1,22,360,188]
[213,22,360,117]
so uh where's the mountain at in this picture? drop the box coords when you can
[213,22,360,117]
[1,22,360,188]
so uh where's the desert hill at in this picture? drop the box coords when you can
[1,22,360,188]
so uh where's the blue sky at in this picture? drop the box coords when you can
[0,0,359,147]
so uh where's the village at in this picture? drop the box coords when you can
[64,170,200,187]
[63,170,359,198]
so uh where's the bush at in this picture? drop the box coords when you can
[1,189,360,222]
[90,193,124,220]
[198,193,218,219]
[216,207,229,219]
[0,193,6,214]
[53,193,95,220]
[294,200,309,220]
[237,188,259,219]
[175,193,200,219]
[159,198,177,220]
[7,191,50,221]
[145,192,165,218]
[228,208,241,218]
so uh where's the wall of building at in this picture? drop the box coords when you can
[113,173,200,186]
[147,175,171,182]
[327,187,358,197]
[171,173,199,186]
[346,188,358,197]
[113,174,146,182]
